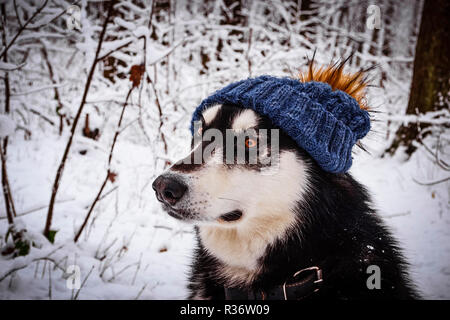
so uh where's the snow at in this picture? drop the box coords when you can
[0,130,195,299]
[0,61,25,71]
[352,149,450,299]
[133,26,149,39]
[114,17,136,31]
[0,114,15,137]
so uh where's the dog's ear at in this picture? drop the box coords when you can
[298,55,372,111]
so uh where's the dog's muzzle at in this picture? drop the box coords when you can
[152,175,187,206]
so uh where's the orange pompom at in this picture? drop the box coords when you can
[298,57,371,111]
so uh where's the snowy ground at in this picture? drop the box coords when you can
[0,128,196,299]
[353,148,450,299]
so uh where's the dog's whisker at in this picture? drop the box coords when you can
[217,197,242,204]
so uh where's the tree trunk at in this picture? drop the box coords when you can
[387,0,450,156]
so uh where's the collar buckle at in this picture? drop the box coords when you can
[282,266,323,300]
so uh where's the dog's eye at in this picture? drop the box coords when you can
[245,138,257,148]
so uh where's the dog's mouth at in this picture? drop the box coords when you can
[161,203,190,220]
[166,208,185,220]
[218,210,243,223]
[162,203,243,224]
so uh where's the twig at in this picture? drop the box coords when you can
[48,261,52,300]
[107,262,138,282]
[147,39,186,66]
[131,252,143,285]
[0,256,65,283]
[153,225,173,231]
[93,186,118,205]
[0,62,25,71]
[99,242,121,279]
[10,83,67,96]
[0,198,74,220]
[1,4,17,222]
[13,0,23,28]
[45,0,115,239]
[41,44,65,134]
[147,74,168,154]
[418,135,450,171]
[384,211,411,218]
[412,176,450,186]
[34,260,40,279]
[108,87,133,165]
[41,259,47,279]
[383,114,450,126]
[93,191,119,258]
[153,225,194,234]
[70,254,77,300]
[73,265,95,300]
[29,108,55,126]
[134,282,149,300]
[15,125,32,139]
[25,0,82,30]
[96,36,145,62]
[147,0,155,29]
[0,143,16,223]
[99,238,118,263]
[74,174,109,243]
[136,36,152,145]
[0,0,49,59]
[74,86,134,243]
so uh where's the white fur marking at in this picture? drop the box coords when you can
[231,109,259,131]
[202,105,221,125]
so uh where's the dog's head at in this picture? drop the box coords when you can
[153,59,371,233]
[152,104,311,229]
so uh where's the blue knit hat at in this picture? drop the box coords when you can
[190,76,370,173]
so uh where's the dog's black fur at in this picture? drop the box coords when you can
[186,105,418,300]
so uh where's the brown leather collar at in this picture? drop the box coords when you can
[224,266,323,300]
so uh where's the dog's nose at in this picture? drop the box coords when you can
[152,175,187,206]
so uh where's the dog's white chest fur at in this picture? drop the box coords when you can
[199,225,266,285]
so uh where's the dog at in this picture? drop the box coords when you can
[152,60,418,300]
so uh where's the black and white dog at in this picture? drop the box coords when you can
[152,64,418,300]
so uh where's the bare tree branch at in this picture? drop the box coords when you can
[74,86,134,243]
[45,0,116,239]
[0,0,49,60]
[96,36,144,62]
[29,108,56,126]
[0,144,16,224]
[1,3,17,224]
[25,0,82,31]
[13,0,23,28]
[412,176,450,186]
[41,44,66,135]
[147,73,168,154]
